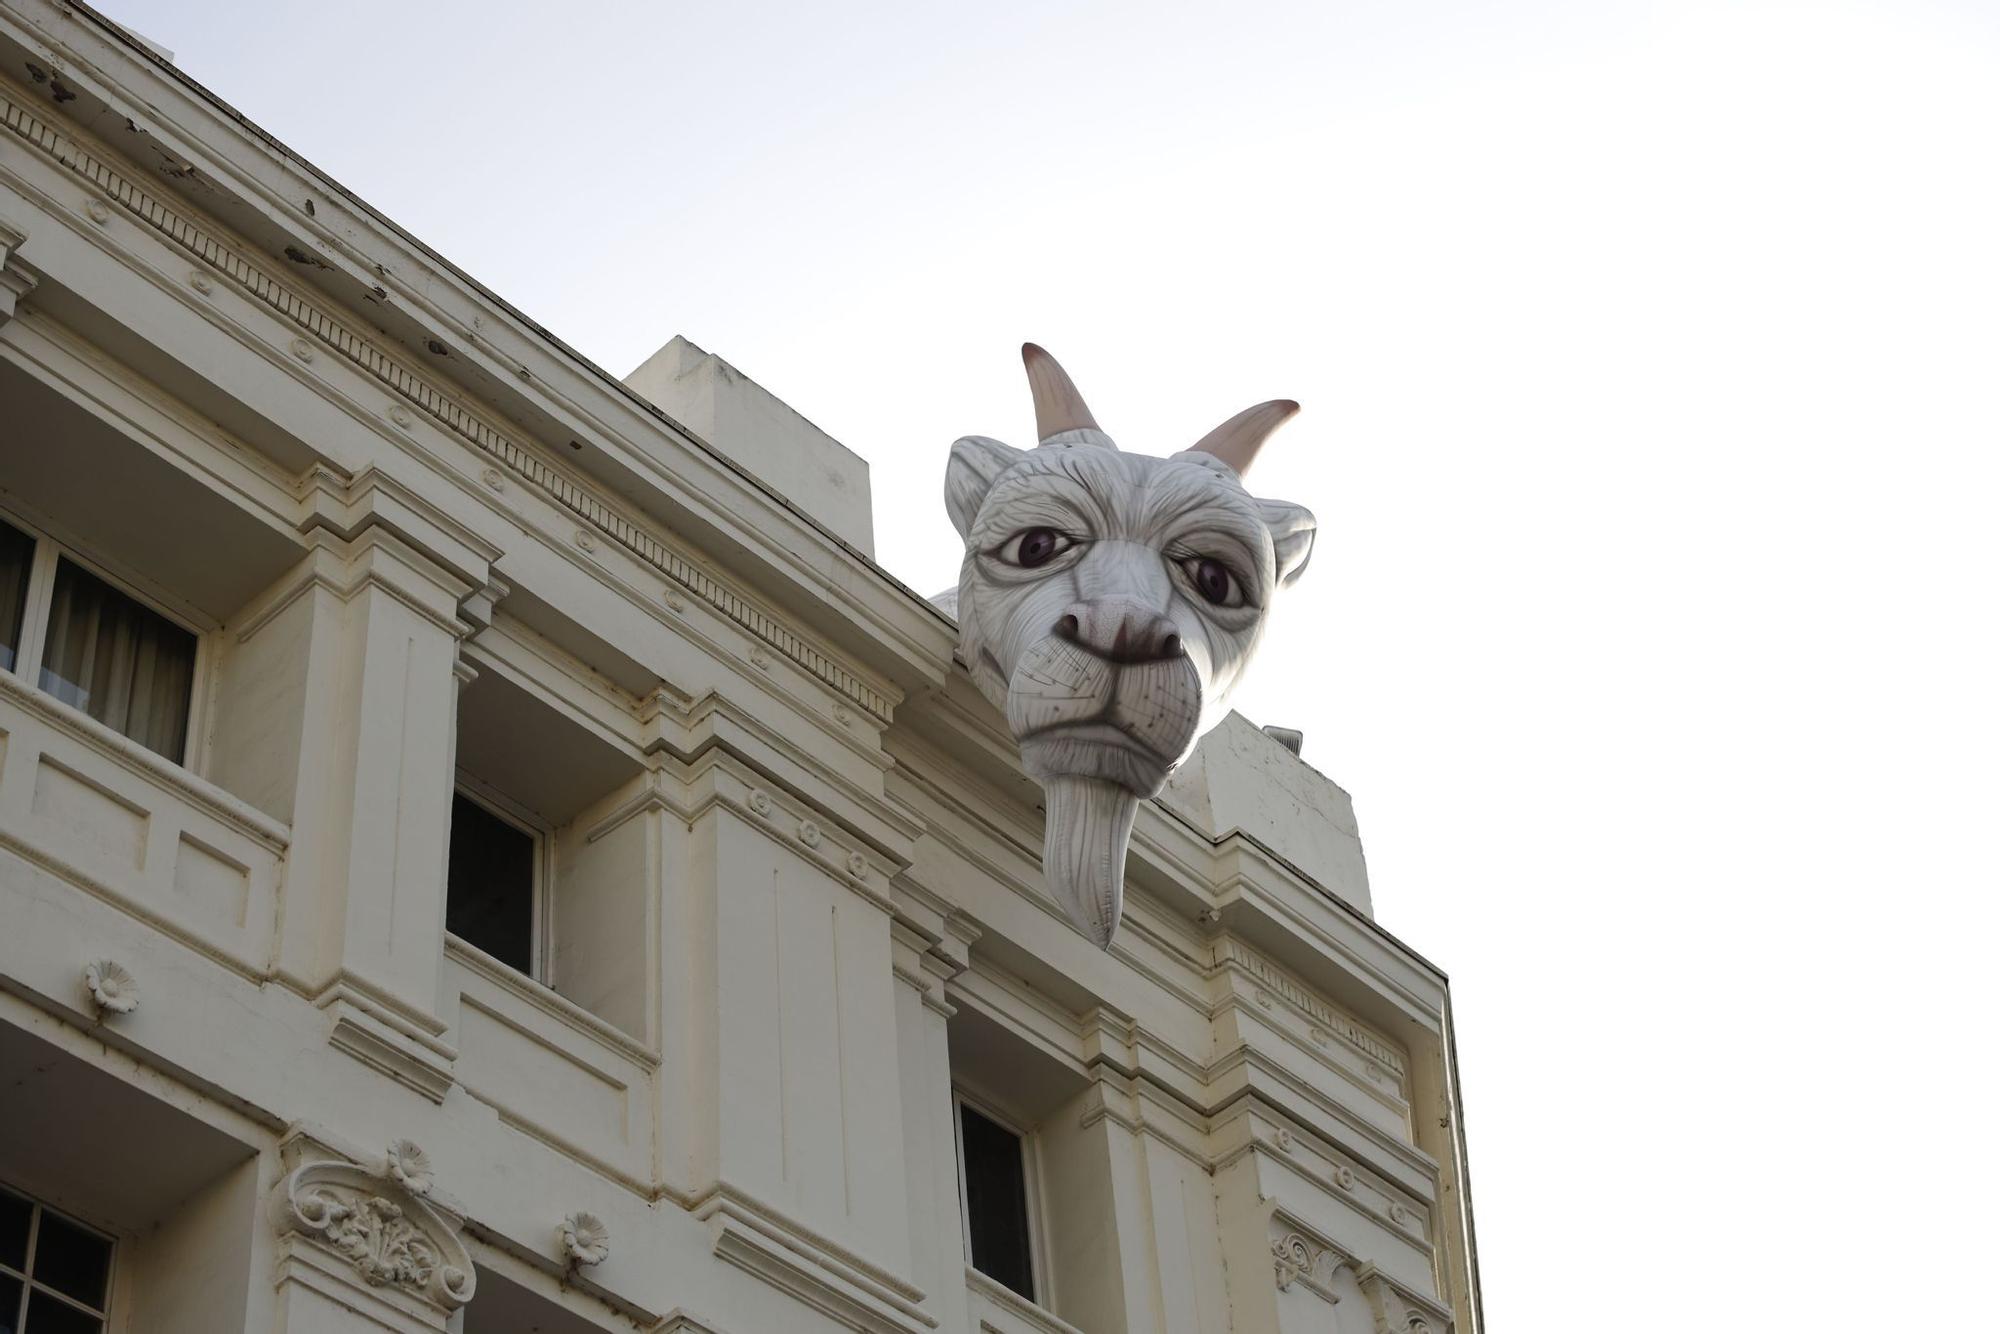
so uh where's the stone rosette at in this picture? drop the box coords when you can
[83,959,138,1015]
[558,1211,610,1267]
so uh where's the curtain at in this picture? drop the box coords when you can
[38,558,195,759]
[0,518,32,672]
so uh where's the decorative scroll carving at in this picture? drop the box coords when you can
[1267,1221,1349,1304]
[272,1157,474,1310]
[1271,1233,1319,1292]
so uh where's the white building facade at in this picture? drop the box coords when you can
[0,4,1480,1332]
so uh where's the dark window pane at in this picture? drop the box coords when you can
[0,520,31,674]
[446,793,536,974]
[0,1275,21,1334]
[25,1213,107,1311]
[38,559,194,760]
[22,1290,100,1334]
[960,1103,1034,1301]
[0,1190,27,1270]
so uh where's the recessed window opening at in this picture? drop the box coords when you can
[955,1093,1040,1303]
[445,785,544,978]
[0,511,199,762]
[1,1183,115,1333]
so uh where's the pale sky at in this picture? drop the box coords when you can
[103,1,1999,1327]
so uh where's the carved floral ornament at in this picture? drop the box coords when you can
[558,1211,610,1267]
[944,345,1316,946]
[272,1155,475,1310]
[82,959,138,1016]
[1270,1229,1354,1303]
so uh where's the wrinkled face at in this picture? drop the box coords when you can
[948,435,1314,798]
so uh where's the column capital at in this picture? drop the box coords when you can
[296,464,504,606]
[269,1137,477,1327]
[0,214,40,326]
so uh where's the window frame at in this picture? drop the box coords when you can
[0,1182,117,1332]
[446,773,554,983]
[951,1084,1051,1308]
[0,499,212,768]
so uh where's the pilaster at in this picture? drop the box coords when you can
[272,466,502,1100]
[891,922,972,1332]
[676,757,931,1332]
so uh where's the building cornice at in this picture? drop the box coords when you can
[0,1,953,708]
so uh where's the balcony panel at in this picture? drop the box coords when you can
[0,678,285,975]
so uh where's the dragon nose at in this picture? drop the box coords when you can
[1055,602,1185,665]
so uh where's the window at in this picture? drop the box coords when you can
[0,520,31,672]
[0,512,199,762]
[445,786,543,977]
[0,1186,114,1333]
[955,1093,1041,1303]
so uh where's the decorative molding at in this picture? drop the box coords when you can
[82,958,138,1015]
[1268,1227,1347,1304]
[1356,1263,1455,1334]
[0,213,36,323]
[965,1266,1087,1334]
[324,999,456,1104]
[1213,936,1406,1075]
[696,1188,933,1334]
[652,1312,730,1334]
[272,1156,475,1311]
[0,82,893,723]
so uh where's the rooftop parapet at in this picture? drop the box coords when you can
[1159,712,1373,917]
[623,336,875,557]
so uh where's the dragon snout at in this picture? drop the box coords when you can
[1054,599,1184,665]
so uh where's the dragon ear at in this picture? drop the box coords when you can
[1258,498,1317,588]
[945,435,1025,539]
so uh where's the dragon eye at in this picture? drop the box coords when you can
[1184,556,1241,607]
[1000,527,1071,568]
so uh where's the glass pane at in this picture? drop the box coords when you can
[0,1190,27,1271]
[0,1275,20,1334]
[22,1290,100,1334]
[37,559,194,760]
[960,1103,1035,1301]
[0,520,31,673]
[446,793,536,974]
[25,1213,107,1311]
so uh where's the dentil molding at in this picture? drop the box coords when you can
[0,79,891,723]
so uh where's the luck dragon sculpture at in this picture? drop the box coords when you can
[943,345,1317,946]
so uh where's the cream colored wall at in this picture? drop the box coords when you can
[0,5,1479,1333]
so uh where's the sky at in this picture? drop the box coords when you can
[99,1,2000,1327]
